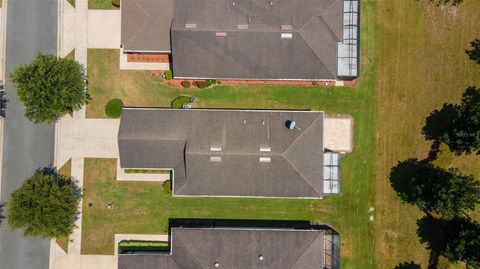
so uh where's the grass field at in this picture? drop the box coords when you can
[374,0,480,268]
[83,2,377,266]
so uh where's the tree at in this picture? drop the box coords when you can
[7,167,81,238]
[10,53,89,123]
[466,39,480,65]
[423,87,480,155]
[390,159,480,218]
[417,216,480,268]
[440,87,480,155]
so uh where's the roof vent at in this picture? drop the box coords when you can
[237,24,249,30]
[185,23,197,29]
[281,33,292,39]
[210,156,222,162]
[259,147,271,152]
[232,1,235,6]
[281,25,292,30]
[258,255,264,261]
[214,262,220,267]
[210,145,223,151]
[259,157,271,163]
[285,120,296,130]
[216,32,227,37]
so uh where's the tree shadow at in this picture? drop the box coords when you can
[394,261,422,269]
[465,39,480,65]
[389,158,424,204]
[422,103,457,142]
[0,203,5,226]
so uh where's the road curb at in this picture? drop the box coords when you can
[0,0,8,203]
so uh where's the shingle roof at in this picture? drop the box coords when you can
[121,0,174,52]
[118,108,325,198]
[118,227,333,269]
[170,0,344,79]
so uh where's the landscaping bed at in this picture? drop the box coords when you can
[118,240,169,254]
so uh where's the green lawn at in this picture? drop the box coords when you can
[83,3,377,267]
[374,0,480,268]
[88,0,112,9]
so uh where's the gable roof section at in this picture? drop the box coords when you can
[118,108,325,198]
[121,0,173,52]
[170,0,344,80]
[118,227,331,269]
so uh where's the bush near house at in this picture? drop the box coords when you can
[205,79,221,87]
[112,0,120,7]
[164,70,173,80]
[118,241,170,254]
[193,81,206,88]
[163,180,171,194]
[181,80,191,88]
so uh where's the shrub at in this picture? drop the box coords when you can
[112,0,120,7]
[171,96,192,109]
[193,81,206,88]
[181,80,191,88]
[163,180,171,193]
[164,70,173,80]
[205,79,221,87]
[105,99,123,118]
[119,240,169,254]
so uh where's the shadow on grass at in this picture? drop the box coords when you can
[422,103,457,142]
[393,261,422,269]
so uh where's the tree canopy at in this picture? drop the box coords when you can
[423,87,480,155]
[10,53,89,123]
[7,167,81,238]
[390,158,480,218]
[440,87,480,155]
[417,216,480,268]
[466,39,480,65]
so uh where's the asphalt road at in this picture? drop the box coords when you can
[0,0,58,268]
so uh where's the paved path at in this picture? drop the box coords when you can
[0,0,58,268]
[56,116,120,167]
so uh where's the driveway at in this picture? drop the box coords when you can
[0,0,58,268]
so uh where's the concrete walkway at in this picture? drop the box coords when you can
[87,10,120,49]
[56,115,120,167]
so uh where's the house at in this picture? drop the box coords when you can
[118,225,340,269]
[117,108,342,198]
[121,0,359,80]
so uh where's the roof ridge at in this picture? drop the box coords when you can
[283,155,322,196]
[288,232,324,269]
[282,117,323,196]
[127,2,153,46]
[185,151,284,156]
[298,16,337,77]
[320,0,343,19]
[172,233,207,269]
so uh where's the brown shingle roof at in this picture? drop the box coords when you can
[118,108,325,198]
